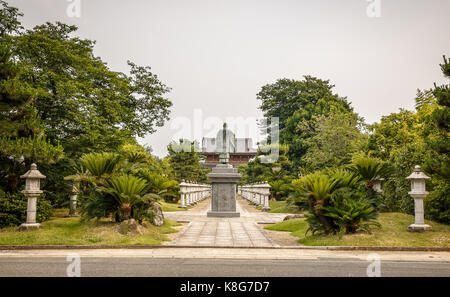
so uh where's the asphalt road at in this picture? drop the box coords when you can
[1,257,449,277]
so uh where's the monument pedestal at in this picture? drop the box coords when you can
[408,224,432,232]
[207,166,241,218]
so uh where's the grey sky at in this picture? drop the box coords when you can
[8,0,450,157]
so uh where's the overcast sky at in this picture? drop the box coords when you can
[8,0,450,157]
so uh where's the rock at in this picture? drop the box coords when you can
[127,219,143,235]
[283,214,305,221]
[118,219,144,235]
[149,202,165,226]
[118,221,129,235]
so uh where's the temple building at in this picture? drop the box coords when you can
[201,137,257,168]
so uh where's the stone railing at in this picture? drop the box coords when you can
[179,180,211,208]
[238,182,271,211]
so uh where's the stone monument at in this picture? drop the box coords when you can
[19,163,46,231]
[207,123,242,217]
[406,165,432,232]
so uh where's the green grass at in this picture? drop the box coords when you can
[264,212,450,247]
[0,214,182,245]
[158,200,189,212]
[267,200,302,214]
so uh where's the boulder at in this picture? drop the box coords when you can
[118,219,144,235]
[283,214,305,221]
[149,202,165,226]
[118,221,129,235]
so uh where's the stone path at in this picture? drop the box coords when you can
[164,196,291,247]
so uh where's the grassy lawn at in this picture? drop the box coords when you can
[0,212,182,245]
[264,212,450,247]
[267,200,302,214]
[158,200,189,212]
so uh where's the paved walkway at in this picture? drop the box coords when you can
[163,196,291,247]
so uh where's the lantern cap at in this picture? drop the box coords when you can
[406,165,430,180]
[20,163,46,179]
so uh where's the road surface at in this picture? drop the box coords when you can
[1,248,449,277]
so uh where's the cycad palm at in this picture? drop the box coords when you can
[104,174,149,220]
[297,173,340,234]
[81,152,121,178]
[324,198,380,234]
[136,169,179,199]
[350,157,390,188]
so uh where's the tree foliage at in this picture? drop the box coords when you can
[167,139,209,183]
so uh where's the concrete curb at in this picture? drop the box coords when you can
[0,245,449,251]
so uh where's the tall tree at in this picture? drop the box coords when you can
[422,56,450,223]
[303,108,366,171]
[257,76,354,170]
[167,139,208,183]
[10,22,172,157]
[0,6,63,193]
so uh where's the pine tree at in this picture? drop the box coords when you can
[430,55,450,179]
[167,139,208,183]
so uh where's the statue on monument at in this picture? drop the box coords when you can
[207,122,242,217]
[215,122,236,167]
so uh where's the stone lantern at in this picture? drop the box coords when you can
[373,177,384,193]
[406,165,432,232]
[68,182,80,217]
[19,163,46,231]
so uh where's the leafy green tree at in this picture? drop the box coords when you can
[257,76,350,133]
[366,86,449,223]
[10,21,172,157]
[0,0,22,38]
[423,56,450,223]
[238,144,294,200]
[0,39,63,193]
[303,108,366,171]
[167,139,208,183]
[257,76,354,171]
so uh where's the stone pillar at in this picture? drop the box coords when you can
[207,166,241,217]
[261,183,271,212]
[19,163,46,231]
[406,165,432,232]
[179,181,187,208]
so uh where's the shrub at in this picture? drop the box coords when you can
[323,192,381,234]
[425,181,450,224]
[292,170,382,235]
[81,174,157,223]
[80,152,121,178]
[0,190,53,228]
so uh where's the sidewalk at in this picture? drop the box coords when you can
[1,247,449,262]
[163,196,290,247]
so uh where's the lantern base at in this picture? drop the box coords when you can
[408,224,432,232]
[18,223,41,231]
